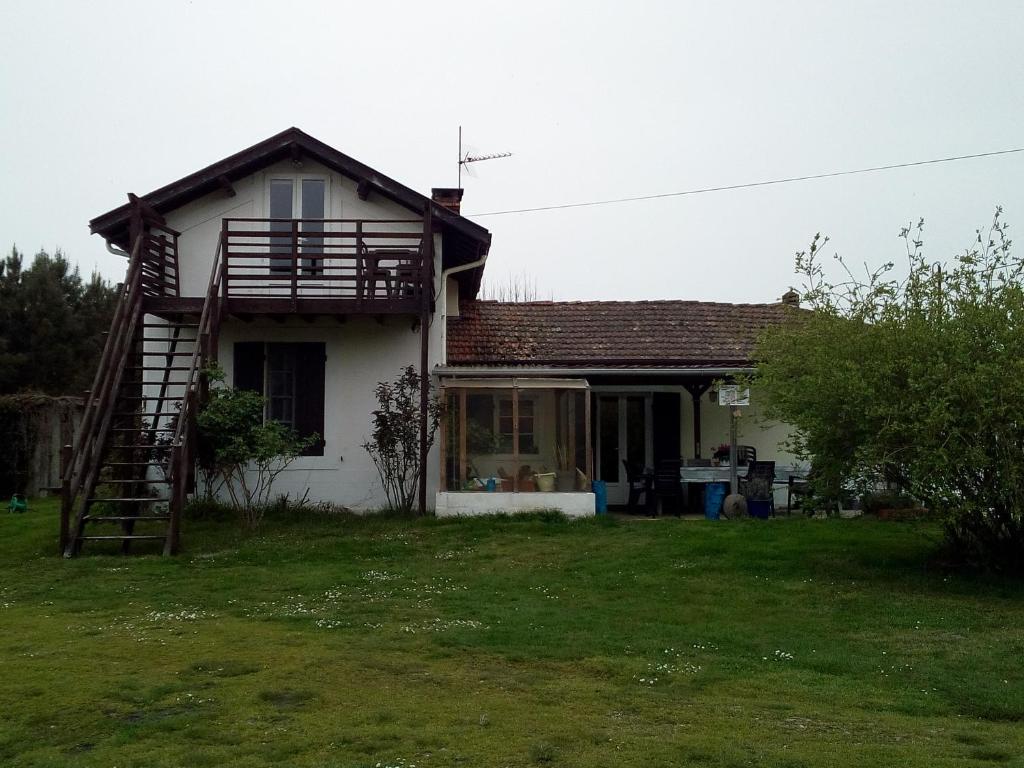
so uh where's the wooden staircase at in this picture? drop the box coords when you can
[61,211,225,556]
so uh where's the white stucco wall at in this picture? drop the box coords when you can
[141,158,449,511]
[217,316,440,510]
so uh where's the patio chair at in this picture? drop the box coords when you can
[652,459,683,516]
[737,445,757,466]
[787,473,811,516]
[740,461,776,517]
[622,460,653,515]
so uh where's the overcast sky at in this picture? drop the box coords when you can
[2,1,1022,303]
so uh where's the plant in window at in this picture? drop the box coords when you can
[196,366,316,528]
[362,366,442,514]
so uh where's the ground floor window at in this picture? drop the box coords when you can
[441,379,591,493]
[233,341,326,456]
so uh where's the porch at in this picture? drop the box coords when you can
[435,373,799,516]
[139,216,433,319]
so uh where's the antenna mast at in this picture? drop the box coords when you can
[458,125,512,187]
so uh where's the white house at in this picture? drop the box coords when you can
[61,128,799,555]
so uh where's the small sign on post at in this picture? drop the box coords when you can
[716,386,750,496]
[717,385,750,407]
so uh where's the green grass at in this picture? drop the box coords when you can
[1,498,1023,767]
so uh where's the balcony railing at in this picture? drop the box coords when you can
[219,217,430,311]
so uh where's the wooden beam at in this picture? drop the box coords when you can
[300,314,318,324]
[216,175,237,197]
[290,144,303,165]
[357,179,371,201]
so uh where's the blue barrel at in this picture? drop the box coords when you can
[704,482,727,520]
[592,480,608,514]
[486,477,496,492]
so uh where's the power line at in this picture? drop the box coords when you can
[465,147,1024,218]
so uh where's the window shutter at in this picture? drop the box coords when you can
[294,342,326,456]
[233,342,264,394]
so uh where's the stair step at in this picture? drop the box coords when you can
[86,497,161,503]
[103,461,169,467]
[111,427,174,432]
[141,323,198,329]
[97,478,171,484]
[84,515,171,522]
[77,535,166,541]
[118,396,185,401]
[125,366,193,371]
[112,411,178,416]
[137,351,196,356]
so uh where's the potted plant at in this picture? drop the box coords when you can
[554,443,575,491]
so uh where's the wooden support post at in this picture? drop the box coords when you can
[458,388,467,488]
[684,382,711,459]
[512,387,520,492]
[291,219,299,310]
[59,444,72,556]
[416,206,433,516]
[584,390,593,487]
[439,392,448,492]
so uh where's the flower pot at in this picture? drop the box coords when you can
[535,472,556,492]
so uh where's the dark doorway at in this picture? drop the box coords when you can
[652,392,681,465]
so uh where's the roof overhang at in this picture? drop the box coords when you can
[89,127,491,275]
[435,365,755,378]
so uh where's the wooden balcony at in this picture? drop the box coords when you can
[142,217,433,317]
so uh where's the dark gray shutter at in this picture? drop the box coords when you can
[294,342,326,456]
[233,342,264,393]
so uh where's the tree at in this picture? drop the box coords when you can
[362,366,442,514]
[0,246,117,395]
[195,368,315,527]
[757,209,1024,571]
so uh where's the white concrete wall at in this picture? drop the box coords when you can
[216,316,440,510]
[436,491,595,518]
[144,158,451,510]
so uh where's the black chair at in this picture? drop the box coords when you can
[787,473,811,515]
[740,460,776,516]
[737,445,757,466]
[652,459,683,516]
[622,460,652,515]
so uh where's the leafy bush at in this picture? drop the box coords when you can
[362,366,441,515]
[757,209,1024,572]
[196,367,315,528]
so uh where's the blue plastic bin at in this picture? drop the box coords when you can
[592,480,608,515]
[704,482,727,520]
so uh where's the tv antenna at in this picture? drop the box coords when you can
[458,125,512,187]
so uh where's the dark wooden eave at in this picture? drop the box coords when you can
[89,127,491,280]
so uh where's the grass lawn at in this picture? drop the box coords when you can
[1,499,1023,767]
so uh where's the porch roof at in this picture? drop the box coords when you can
[446,299,794,370]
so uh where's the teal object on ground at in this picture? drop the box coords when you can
[8,494,27,513]
[704,483,727,520]
[592,480,607,514]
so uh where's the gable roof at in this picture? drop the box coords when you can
[89,127,491,274]
[446,299,793,369]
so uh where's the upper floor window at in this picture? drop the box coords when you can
[268,177,327,276]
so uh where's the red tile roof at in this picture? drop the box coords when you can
[446,300,793,368]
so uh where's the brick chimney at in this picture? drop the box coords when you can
[781,289,800,308]
[431,187,464,214]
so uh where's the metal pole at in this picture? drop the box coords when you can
[729,408,739,495]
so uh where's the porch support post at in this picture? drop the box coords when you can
[458,388,467,487]
[683,382,710,458]
[512,387,519,492]
[439,390,448,493]
[417,205,433,516]
[584,390,593,486]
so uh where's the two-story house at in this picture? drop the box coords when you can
[61,128,797,556]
